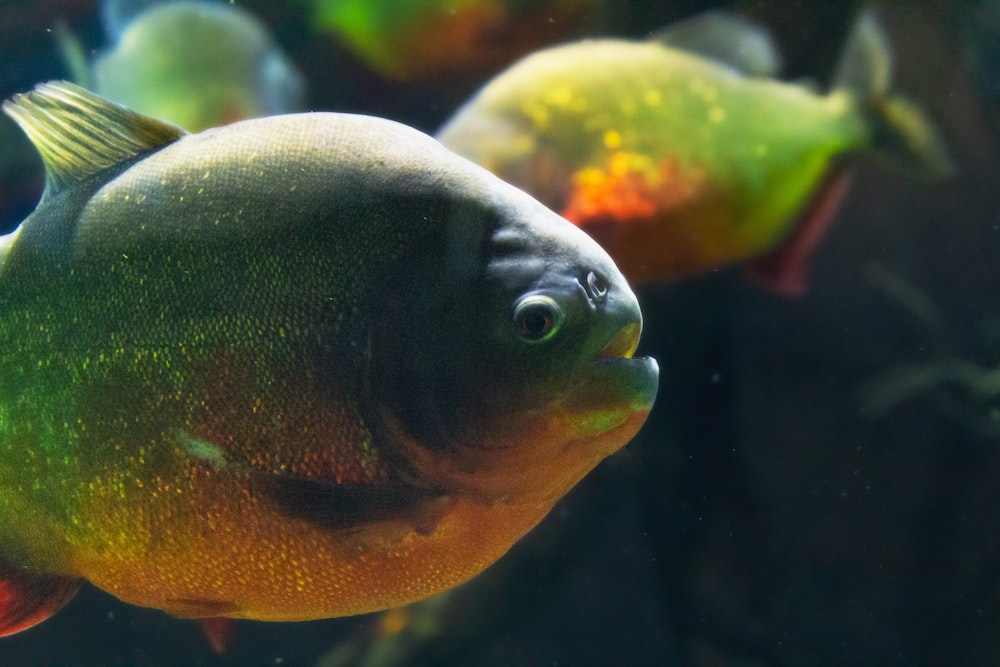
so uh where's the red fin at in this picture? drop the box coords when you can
[200,617,236,654]
[0,562,80,637]
[745,169,855,296]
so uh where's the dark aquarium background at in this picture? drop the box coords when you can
[2,0,999,665]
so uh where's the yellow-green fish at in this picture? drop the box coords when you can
[61,0,305,132]
[0,82,657,634]
[437,10,952,294]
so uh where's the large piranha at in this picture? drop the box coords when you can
[0,82,658,634]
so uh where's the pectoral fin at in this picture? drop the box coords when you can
[0,560,80,637]
[161,597,239,619]
[256,474,450,535]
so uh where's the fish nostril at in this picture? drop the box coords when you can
[584,270,608,304]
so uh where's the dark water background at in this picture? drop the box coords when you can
[2,0,999,665]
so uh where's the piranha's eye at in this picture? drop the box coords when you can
[513,294,564,343]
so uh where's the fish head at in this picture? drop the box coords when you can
[374,180,659,505]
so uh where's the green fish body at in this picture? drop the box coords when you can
[438,11,952,293]
[0,83,657,633]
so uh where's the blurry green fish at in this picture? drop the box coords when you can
[438,10,953,294]
[60,0,305,132]
[308,0,598,81]
[0,82,657,634]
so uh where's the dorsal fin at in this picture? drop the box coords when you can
[651,10,782,77]
[2,80,185,193]
[831,9,891,99]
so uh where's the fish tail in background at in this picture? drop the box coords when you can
[834,9,955,177]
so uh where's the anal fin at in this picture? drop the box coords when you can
[255,473,450,534]
[0,560,80,637]
[745,168,854,296]
[200,616,236,654]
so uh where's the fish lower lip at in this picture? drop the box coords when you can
[567,355,660,415]
[569,318,658,414]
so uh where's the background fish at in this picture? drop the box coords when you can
[307,0,600,82]
[437,10,953,295]
[0,82,657,633]
[60,0,305,132]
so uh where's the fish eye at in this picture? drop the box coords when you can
[512,295,564,343]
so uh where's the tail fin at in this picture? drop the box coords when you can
[833,9,955,177]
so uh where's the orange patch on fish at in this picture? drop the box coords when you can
[562,152,702,224]
[561,153,740,284]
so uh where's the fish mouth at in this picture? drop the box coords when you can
[596,320,641,360]
[590,320,659,408]
[564,318,659,431]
